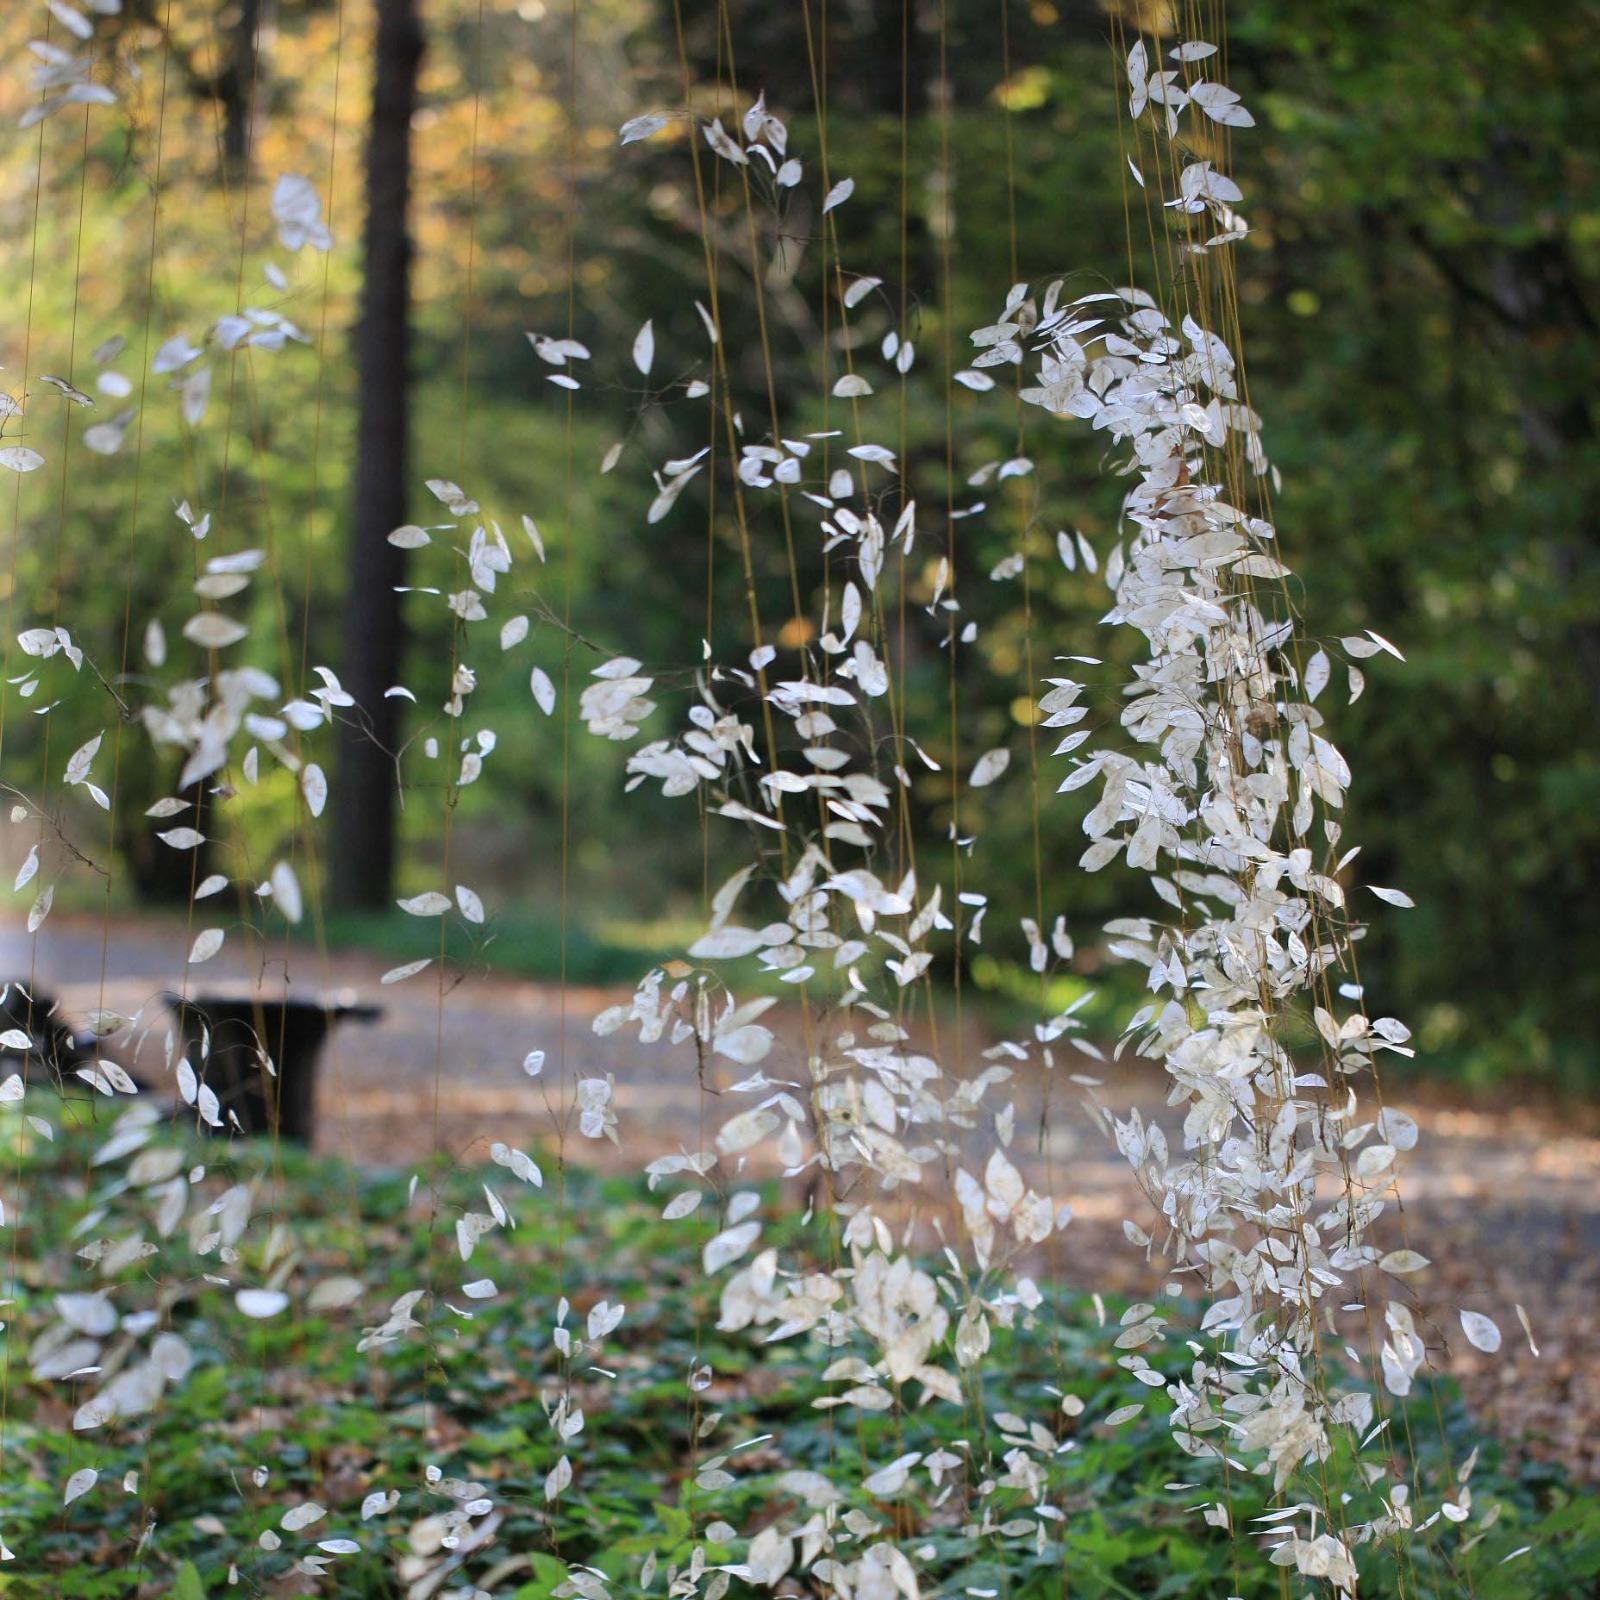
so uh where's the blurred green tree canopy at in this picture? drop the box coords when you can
[0,0,1594,1085]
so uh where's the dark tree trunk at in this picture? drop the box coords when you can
[118,0,264,178]
[332,0,423,911]
[220,0,263,172]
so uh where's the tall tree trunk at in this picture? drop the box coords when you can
[220,0,263,173]
[332,0,423,911]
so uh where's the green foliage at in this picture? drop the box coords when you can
[2,0,1595,1085]
[0,1114,1595,1598]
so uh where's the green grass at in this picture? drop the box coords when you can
[316,903,673,989]
[0,1102,1595,1598]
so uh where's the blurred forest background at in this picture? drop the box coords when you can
[0,0,1595,1088]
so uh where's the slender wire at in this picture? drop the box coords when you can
[0,0,76,1511]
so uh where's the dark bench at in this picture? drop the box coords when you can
[0,980,94,1081]
[165,992,380,1143]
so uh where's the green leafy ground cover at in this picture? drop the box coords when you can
[0,1107,1594,1599]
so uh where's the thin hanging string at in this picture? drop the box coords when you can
[177,1,327,1553]
[285,0,358,1168]
[886,0,945,1522]
[225,20,388,1536]
[89,3,296,1570]
[703,3,838,908]
[715,0,943,1523]
[992,4,1077,1590]
[886,0,924,1084]
[0,0,79,1510]
[788,0,906,1512]
[433,0,490,1134]
[173,7,368,1565]
[411,0,488,1505]
[709,5,871,1224]
[86,3,182,1571]
[1103,11,1253,1587]
[648,64,839,1336]
[694,0,844,1365]
[1183,2,1471,1547]
[235,225,349,1090]
[0,20,55,783]
[663,7,740,1541]
[664,27,843,1378]
[181,0,284,1118]
[934,0,1025,1493]
[735,0,928,1522]
[930,6,1011,1514]
[791,0,1006,1505]
[149,6,240,1124]
[92,0,180,1183]
[1214,228,1472,1600]
[933,0,966,1083]
[893,0,913,896]
[667,0,790,832]
[183,16,376,1416]
[1109,10,1462,1591]
[792,0,935,1060]
[543,0,581,1549]
[791,0,945,1116]
[691,14,719,1498]
[795,0,1004,1535]
[1141,2,1362,1559]
[996,0,1051,1149]
[1160,2,1464,1581]
[135,9,311,1564]
[27,91,108,1567]
[27,105,94,1000]
[690,18,727,1545]
[753,0,868,1507]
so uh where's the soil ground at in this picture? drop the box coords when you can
[6,911,1597,1482]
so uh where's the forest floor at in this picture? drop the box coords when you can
[7,911,1599,1484]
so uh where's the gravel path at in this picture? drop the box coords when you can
[6,911,1597,1479]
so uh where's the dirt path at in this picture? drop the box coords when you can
[6,912,1598,1480]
